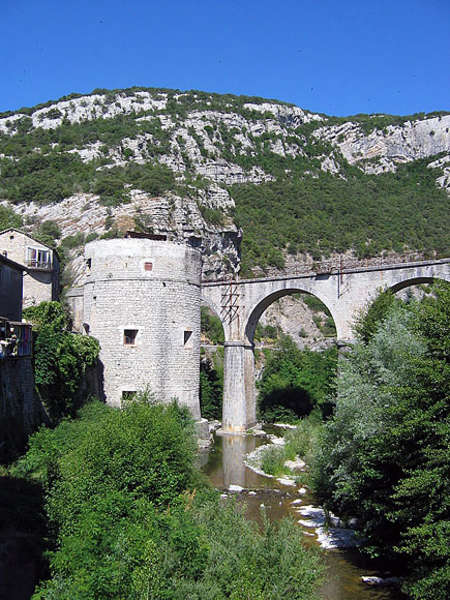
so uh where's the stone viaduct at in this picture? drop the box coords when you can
[201,258,450,433]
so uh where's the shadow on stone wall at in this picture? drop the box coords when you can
[0,477,48,600]
[0,358,48,465]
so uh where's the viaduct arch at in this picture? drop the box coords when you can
[201,258,450,433]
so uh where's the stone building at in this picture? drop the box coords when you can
[69,237,203,418]
[0,228,60,307]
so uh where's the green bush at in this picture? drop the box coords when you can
[13,395,323,599]
[200,354,223,420]
[0,203,22,230]
[23,301,99,422]
[258,335,338,421]
[312,283,450,598]
[201,306,225,344]
[260,445,286,476]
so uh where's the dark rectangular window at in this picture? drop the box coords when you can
[122,391,136,401]
[124,329,138,345]
[183,330,193,347]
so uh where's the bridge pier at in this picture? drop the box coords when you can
[222,341,256,433]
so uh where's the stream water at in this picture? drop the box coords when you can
[199,431,404,600]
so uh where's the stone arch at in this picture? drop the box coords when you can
[388,276,444,294]
[244,287,338,345]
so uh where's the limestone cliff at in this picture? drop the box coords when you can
[0,87,448,288]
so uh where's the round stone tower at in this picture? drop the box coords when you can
[82,238,202,417]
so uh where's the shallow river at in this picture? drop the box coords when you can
[199,432,404,600]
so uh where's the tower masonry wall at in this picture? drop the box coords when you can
[83,239,202,416]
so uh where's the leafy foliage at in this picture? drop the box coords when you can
[0,203,22,230]
[200,306,225,344]
[233,158,450,274]
[258,335,338,422]
[312,283,450,599]
[200,353,223,420]
[353,287,397,343]
[23,301,100,422]
[12,395,323,599]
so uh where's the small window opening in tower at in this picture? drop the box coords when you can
[183,330,193,348]
[86,258,92,270]
[124,329,138,345]
[122,390,136,401]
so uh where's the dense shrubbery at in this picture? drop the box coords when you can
[200,351,223,420]
[23,302,100,422]
[260,342,336,421]
[0,202,23,230]
[312,283,450,599]
[232,158,450,274]
[12,395,323,599]
[258,335,338,422]
[200,306,225,344]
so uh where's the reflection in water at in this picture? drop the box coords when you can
[202,432,404,600]
[222,434,254,488]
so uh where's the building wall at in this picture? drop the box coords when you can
[0,230,59,307]
[83,239,202,416]
[0,357,47,463]
[65,287,84,332]
[0,260,23,321]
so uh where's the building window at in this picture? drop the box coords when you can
[122,390,136,401]
[183,330,193,348]
[124,329,138,345]
[144,262,153,271]
[27,247,51,269]
[86,258,92,270]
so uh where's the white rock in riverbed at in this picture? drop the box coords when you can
[290,498,303,505]
[361,576,401,587]
[316,526,361,549]
[298,519,316,528]
[284,456,306,470]
[228,484,244,492]
[276,477,296,486]
[298,505,326,526]
[268,434,286,445]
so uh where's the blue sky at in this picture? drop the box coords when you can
[1,0,449,116]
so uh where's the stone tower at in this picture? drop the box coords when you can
[82,238,202,417]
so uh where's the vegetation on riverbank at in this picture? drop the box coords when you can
[311,282,450,599]
[9,391,323,599]
[258,335,337,422]
[260,417,321,478]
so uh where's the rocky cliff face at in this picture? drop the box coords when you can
[0,87,448,288]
